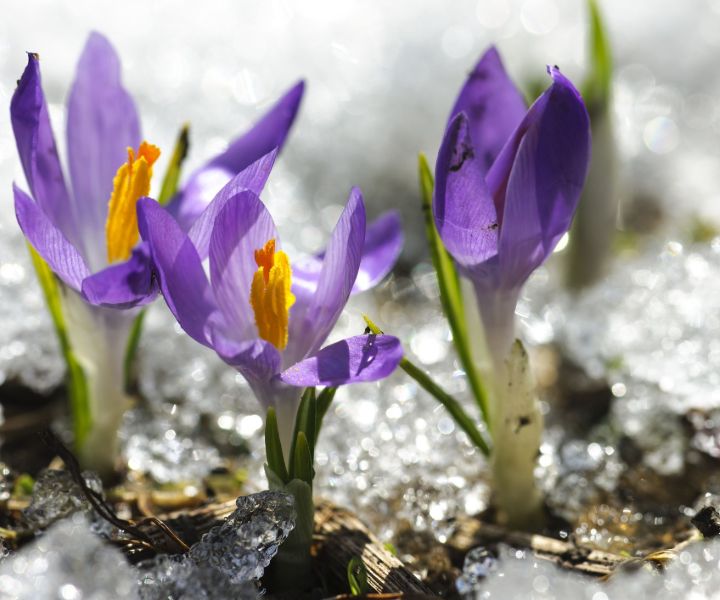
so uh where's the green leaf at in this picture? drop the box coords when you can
[303,391,316,457]
[266,477,314,591]
[401,356,490,456]
[291,432,314,487]
[123,309,146,392]
[347,556,370,595]
[28,245,91,447]
[363,315,489,456]
[315,386,337,432]
[66,357,90,448]
[419,154,463,323]
[157,123,190,205]
[582,0,612,112]
[289,388,317,465]
[264,464,286,491]
[383,542,398,557]
[418,154,491,427]
[264,408,289,483]
[13,473,34,497]
[284,478,314,544]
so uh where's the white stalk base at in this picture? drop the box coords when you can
[60,285,135,479]
[490,340,544,529]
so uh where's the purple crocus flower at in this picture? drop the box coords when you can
[9,32,304,474]
[434,47,591,360]
[11,32,304,310]
[138,171,404,452]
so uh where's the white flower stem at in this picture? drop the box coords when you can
[489,340,544,528]
[464,283,544,528]
[59,285,135,479]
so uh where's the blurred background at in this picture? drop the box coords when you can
[3,0,720,265]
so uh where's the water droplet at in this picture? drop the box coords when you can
[644,116,680,154]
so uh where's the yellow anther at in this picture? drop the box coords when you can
[254,239,277,284]
[105,141,161,263]
[250,239,295,350]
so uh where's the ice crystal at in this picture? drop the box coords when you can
[188,491,295,582]
[137,491,294,599]
[0,518,138,600]
[23,469,104,530]
[137,555,258,600]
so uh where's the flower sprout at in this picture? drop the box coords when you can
[138,166,404,454]
[10,32,304,475]
[429,46,591,527]
[434,47,591,363]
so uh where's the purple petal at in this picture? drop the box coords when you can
[353,210,403,292]
[290,254,322,302]
[80,243,157,308]
[279,334,403,387]
[285,187,366,364]
[291,210,403,298]
[171,81,304,231]
[495,67,591,288]
[433,113,499,271]
[210,331,281,386]
[10,54,79,248]
[186,149,278,258]
[137,197,218,347]
[14,184,89,291]
[66,32,141,266]
[449,46,526,175]
[208,190,279,339]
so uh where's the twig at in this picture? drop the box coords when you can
[136,516,191,552]
[448,514,625,577]
[38,429,189,553]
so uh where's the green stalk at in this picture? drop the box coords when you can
[418,154,491,427]
[264,387,332,592]
[123,309,146,392]
[399,358,490,456]
[364,315,490,456]
[28,245,91,447]
[582,0,612,113]
[288,388,317,470]
[568,0,616,290]
[157,123,190,205]
[265,408,289,482]
[315,386,337,432]
[347,557,370,595]
[264,464,314,592]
